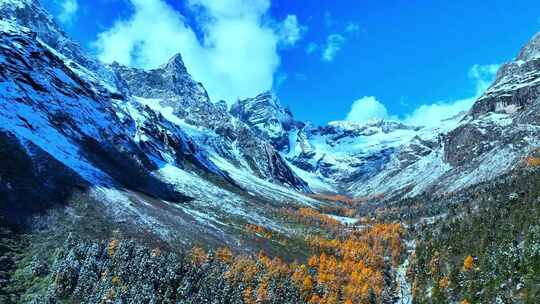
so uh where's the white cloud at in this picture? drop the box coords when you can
[345,22,360,33]
[403,97,476,126]
[277,15,307,47]
[322,34,345,62]
[404,63,500,126]
[58,0,78,25]
[345,64,500,127]
[468,64,500,94]
[305,42,318,54]
[93,0,299,104]
[346,96,390,123]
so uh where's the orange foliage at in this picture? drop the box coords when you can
[308,294,322,304]
[462,255,474,271]
[107,238,119,257]
[245,223,273,239]
[223,251,293,304]
[524,156,540,167]
[225,255,259,283]
[188,211,405,304]
[243,287,255,304]
[319,205,356,218]
[301,223,404,303]
[308,256,318,268]
[281,207,342,231]
[216,247,233,263]
[439,276,450,290]
[309,193,356,205]
[190,246,208,266]
[256,280,270,303]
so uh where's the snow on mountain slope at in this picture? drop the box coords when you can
[231,92,304,151]
[3,0,540,252]
[288,120,423,184]
[232,36,540,200]
[347,31,540,199]
[111,57,309,192]
[0,0,322,250]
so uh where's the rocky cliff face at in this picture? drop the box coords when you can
[471,33,540,117]
[2,0,540,261]
[231,92,304,152]
[230,35,540,199]
[0,0,321,255]
[111,56,308,192]
[345,32,540,199]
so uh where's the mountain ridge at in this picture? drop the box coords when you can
[2,1,540,303]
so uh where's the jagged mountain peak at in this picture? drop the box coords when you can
[233,91,287,114]
[0,0,116,87]
[1,0,63,43]
[517,31,540,61]
[110,52,210,106]
[231,91,303,151]
[159,52,188,75]
[471,31,540,117]
[0,0,40,11]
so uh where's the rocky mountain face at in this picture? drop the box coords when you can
[110,54,308,193]
[472,33,540,117]
[288,120,424,185]
[0,0,318,251]
[5,0,536,218]
[231,92,304,151]
[228,32,540,200]
[2,0,540,302]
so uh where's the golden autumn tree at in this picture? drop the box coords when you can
[190,246,208,266]
[107,238,119,257]
[256,280,270,303]
[462,255,474,271]
[308,294,321,304]
[216,247,233,263]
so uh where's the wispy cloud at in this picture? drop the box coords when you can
[274,71,288,89]
[322,34,345,62]
[345,22,360,33]
[403,63,499,126]
[58,0,78,25]
[277,15,307,48]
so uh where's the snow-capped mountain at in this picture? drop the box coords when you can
[0,0,318,250]
[231,91,304,151]
[2,0,540,250]
[232,32,540,200]
[287,120,424,184]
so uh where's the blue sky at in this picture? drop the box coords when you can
[43,0,540,126]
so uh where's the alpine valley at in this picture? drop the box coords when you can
[0,1,539,304]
